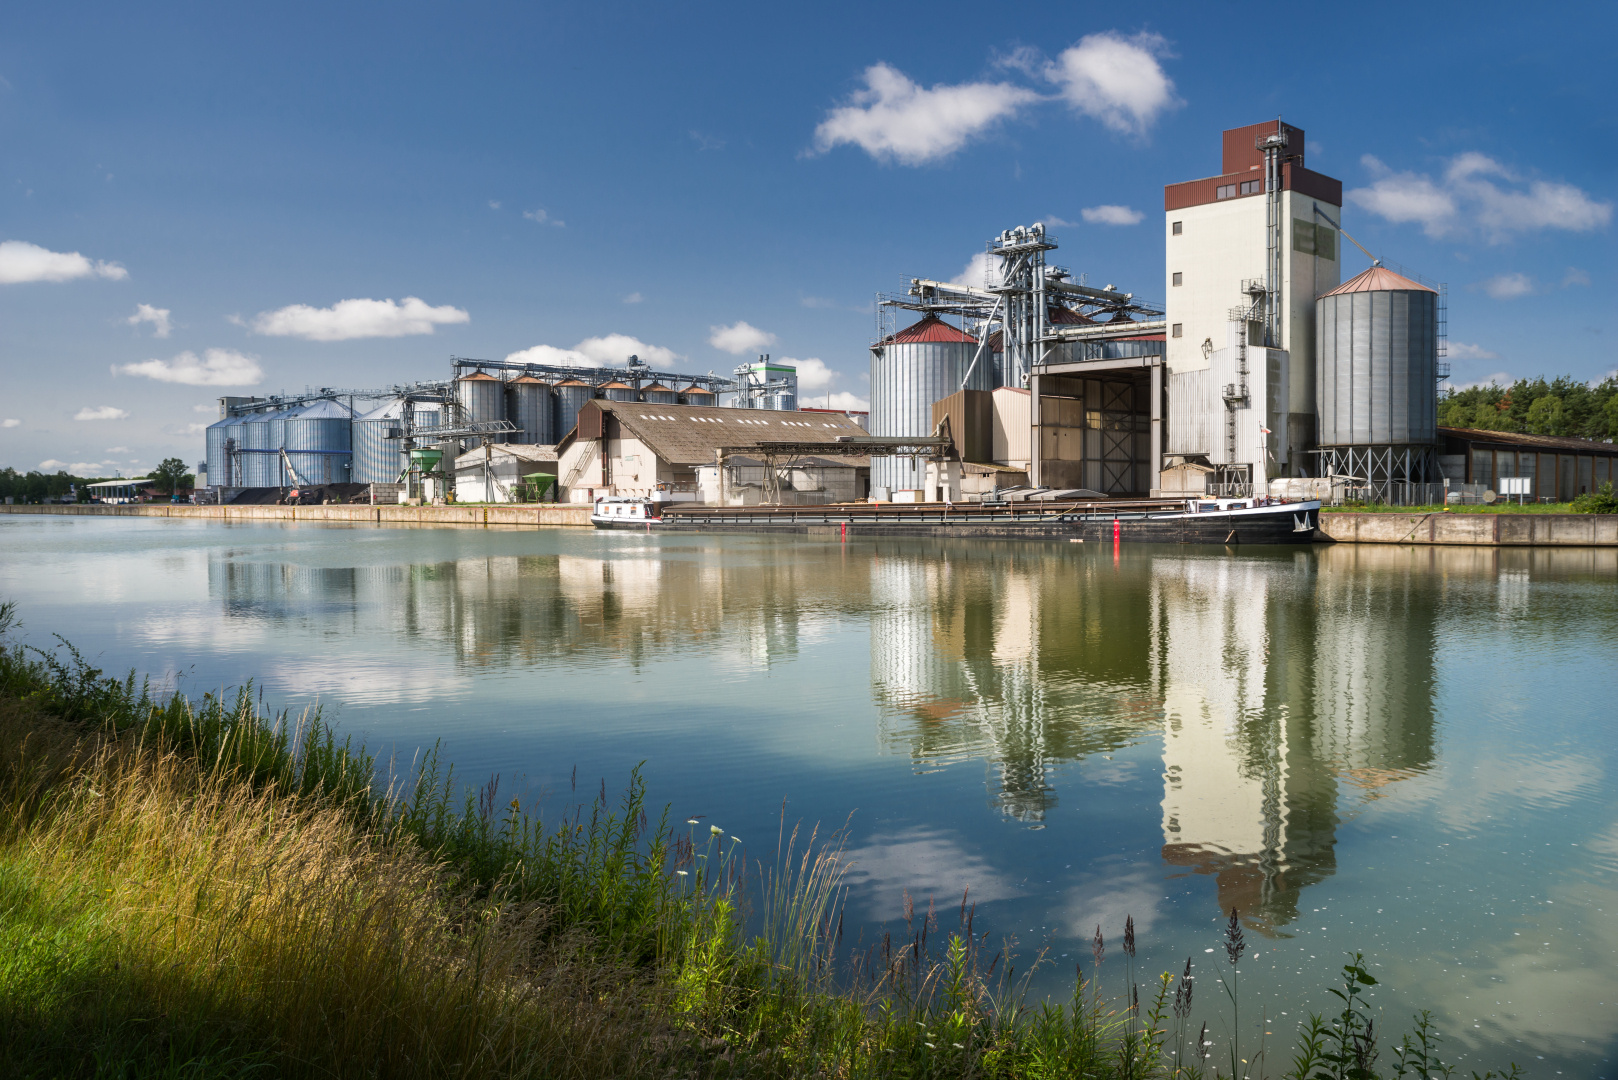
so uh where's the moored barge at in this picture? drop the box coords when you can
[593,495,1321,545]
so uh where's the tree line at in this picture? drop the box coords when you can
[0,459,193,504]
[1439,374,1618,440]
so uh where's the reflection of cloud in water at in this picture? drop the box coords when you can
[266,657,470,707]
[136,612,265,651]
[842,827,1017,918]
[1062,857,1165,940]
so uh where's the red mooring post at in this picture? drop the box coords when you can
[1113,517,1121,543]
[841,521,847,543]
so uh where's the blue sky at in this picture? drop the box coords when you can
[2,0,1614,475]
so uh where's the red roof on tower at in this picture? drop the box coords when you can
[882,314,978,345]
[1319,265,1437,297]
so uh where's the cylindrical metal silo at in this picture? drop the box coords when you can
[352,399,403,484]
[504,376,554,444]
[205,415,235,488]
[869,314,989,494]
[283,399,353,486]
[679,384,716,407]
[1316,266,1439,447]
[553,379,595,438]
[641,382,678,404]
[238,407,278,487]
[456,372,507,444]
[599,380,637,402]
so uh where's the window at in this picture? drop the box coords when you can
[1172,272,1183,286]
[1171,323,1183,338]
[1240,179,1263,195]
[1172,221,1183,235]
[1216,184,1236,200]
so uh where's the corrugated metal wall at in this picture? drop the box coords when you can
[282,400,352,485]
[553,381,595,440]
[505,378,554,444]
[1317,289,1437,447]
[1167,369,1212,456]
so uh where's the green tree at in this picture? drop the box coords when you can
[151,457,190,496]
[1604,393,1618,439]
[1525,395,1566,436]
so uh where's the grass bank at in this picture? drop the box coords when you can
[0,601,1520,1079]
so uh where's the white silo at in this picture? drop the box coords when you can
[869,314,992,495]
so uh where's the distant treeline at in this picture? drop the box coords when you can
[0,468,101,504]
[1439,374,1618,440]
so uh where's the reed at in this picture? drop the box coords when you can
[0,600,1526,1079]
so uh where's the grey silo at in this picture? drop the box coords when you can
[552,379,596,438]
[505,377,554,444]
[600,381,638,402]
[205,416,237,487]
[237,408,279,487]
[869,315,991,493]
[679,384,716,407]
[456,372,507,445]
[283,399,353,485]
[1315,267,1439,447]
[641,382,679,404]
[351,399,403,484]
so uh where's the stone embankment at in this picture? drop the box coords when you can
[1318,511,1617,546]
[0,503,593,527]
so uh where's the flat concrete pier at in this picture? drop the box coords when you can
[1318,511,1618,547]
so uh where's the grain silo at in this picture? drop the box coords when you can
[237,406,284,487]
[205,415,239,488]
[553,378,596,439]
[1315,265,1440,498]
[455,371,507,444]
[505,376,554,445]
[282,399,353,486]
[869,314,991,495]
[679,383,716,407]
[352,400,403,484]
[599,380,637,402]
[640,382,678,404]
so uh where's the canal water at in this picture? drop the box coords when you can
[2,514,1614,1077]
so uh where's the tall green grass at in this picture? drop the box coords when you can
[0,599,1525,1079]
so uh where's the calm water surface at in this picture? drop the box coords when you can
[3,515,1615,1077]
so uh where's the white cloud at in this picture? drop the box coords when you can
[75,406,130,421]
[708,321,777,355]
[1448,341,1499,360]
[1480,272,1535,300]
[949,251,1003,290]
[1043,32,1179,136]
[1563,267,1591,288]
[622,291,643,304]
[0,239,128,284]
[116,348,264,386]
[126,303,172,338]
[249,297,469,341]
[1349,153,1611,242]
[812,62,1039,166]
[105,446,129,453]
[2,418,19,428]
[523,208,565,227]
[779,357,836,392]
[1080,204,1144,225]
[193,403,216,413]
[504,333,681,369]
[41,459,123,475]
[487,200,501,210]
[823,391,870,412]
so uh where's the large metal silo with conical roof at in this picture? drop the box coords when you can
[869,314,991,494]
[283,399,353,486]
[552,378,596,439]
[505,376,554,445]
[456,371,507,445]
[1315,265,1441,498]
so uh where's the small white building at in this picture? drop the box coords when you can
[452,443,559,502]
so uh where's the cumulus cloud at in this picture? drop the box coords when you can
[116,348,264,387]
[41,459,127,475]
[0,239,127,284]
[504,333,681,369]
[249,297,470,341]
[1349,154,1611,242]
[708,321,777,355]
[1447,341,1500,361]
[949,251,1004,290]
[812,63,1039,166]
[126,303,172,337]
[523,208,565,227]
[1081,204,1144,225]
[1563,267,1591,288]
[823,390,870,412]
[779,357,836,393]
[1479,273,1535,300]
[622,291,643,304]
[2,419,19,428]
[75,406,130,421]
[1043,32,1179,135]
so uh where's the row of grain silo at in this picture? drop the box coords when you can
[452,370,717,447]
[203,399,360,488]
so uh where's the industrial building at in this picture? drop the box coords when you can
[200,119,1614,510]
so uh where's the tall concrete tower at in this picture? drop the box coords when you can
[1163,121,1342,488]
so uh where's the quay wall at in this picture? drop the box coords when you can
[1317,511,1618,547]
[0,503,593,527]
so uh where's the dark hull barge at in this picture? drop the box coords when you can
[593,497,1322,545]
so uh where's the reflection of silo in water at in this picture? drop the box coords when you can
[1152,550,1437,933]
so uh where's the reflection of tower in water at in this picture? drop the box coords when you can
[1154,547,1437,933]
[869,551,1150,823]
